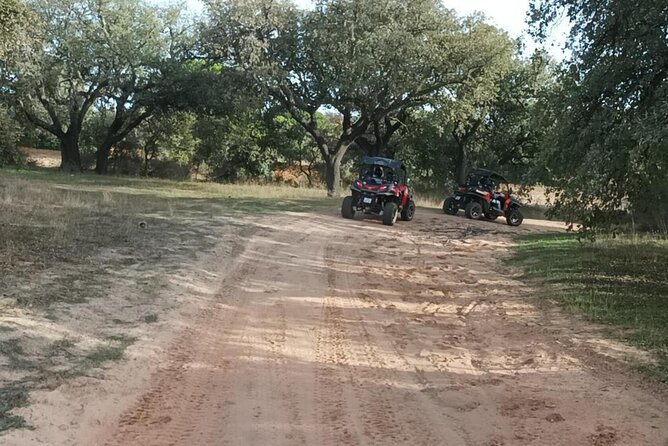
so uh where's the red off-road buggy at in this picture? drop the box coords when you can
[443,169,524,226]
[341,156,416,226]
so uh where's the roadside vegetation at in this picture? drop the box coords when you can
[511,234,668,382]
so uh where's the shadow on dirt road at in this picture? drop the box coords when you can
[4,205,667,446]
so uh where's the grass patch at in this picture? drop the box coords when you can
[84,336,135,366]
[0,381,30,431]
[143,314,159,324]
[0,335,136,433]
[0,167,338,308]
[84,346,126,364]
[0,166,333,204]
[511,233,668,382]
[0,340,38,371]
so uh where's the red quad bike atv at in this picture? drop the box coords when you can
[442,169,524,226]
[341,156,416,226]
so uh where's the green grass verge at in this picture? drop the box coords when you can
[510,233,668,382]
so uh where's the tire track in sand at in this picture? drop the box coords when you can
[311,242,364,446]
[103,228,259,446]
[324,236,468,446]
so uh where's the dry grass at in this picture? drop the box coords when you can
[0,168,337,310]
[413,190,445,209]
[0,171,333,277]
[19,147,60,169]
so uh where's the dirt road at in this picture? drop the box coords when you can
[6,208,668,445]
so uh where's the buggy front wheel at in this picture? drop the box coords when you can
[341,196,355,219]
[401,200,416,221]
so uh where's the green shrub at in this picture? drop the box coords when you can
[0,106,25,167]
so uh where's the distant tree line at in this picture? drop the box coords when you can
[0,0,665,231]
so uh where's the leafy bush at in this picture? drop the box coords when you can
[0,106,25,167]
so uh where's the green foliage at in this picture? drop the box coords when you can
[529,0,668,232]
[395,53,555,190]
[261,110,345,185]
[424,18,516,183]
[149,113,200,167]
[0,0,34,61]
[92,0,194,172]
[129,112,200,173]
[19,125,59,150]
[203,0,503,195]
[194,113,275,181]
[393,111,449,189]
[484,53,557,181]
[1,0,191,171]
[0,105,24,167]
[512,233,668,382]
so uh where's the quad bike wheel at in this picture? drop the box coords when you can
[443,197,458,215]
[341,196,355,219]
[485,213,498,221]
[506,208,524,226]
[382,202,399,226]
[401,200,416,221]
[465,201,483,220]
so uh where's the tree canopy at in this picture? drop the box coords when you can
[0,0,665,233]
[0,0,33,59]
[1,0,188,171]
[202,0,513,195]
[530,0,668,230]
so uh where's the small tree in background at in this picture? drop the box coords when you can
[1,0,190,172]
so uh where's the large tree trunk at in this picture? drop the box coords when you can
[322,140,354,197]
[455,143,467,185]
[142,148,150,177]
[94,105,153,175]
[59,132,82,172]
[95,140,114,174]
[324,155,342,197]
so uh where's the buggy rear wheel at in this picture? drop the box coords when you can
[465,201,483,220]
[443,197,458,215]
[506,208,523,226]
[382,202,399,226]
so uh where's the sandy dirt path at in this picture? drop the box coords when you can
[6,208,668,445]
